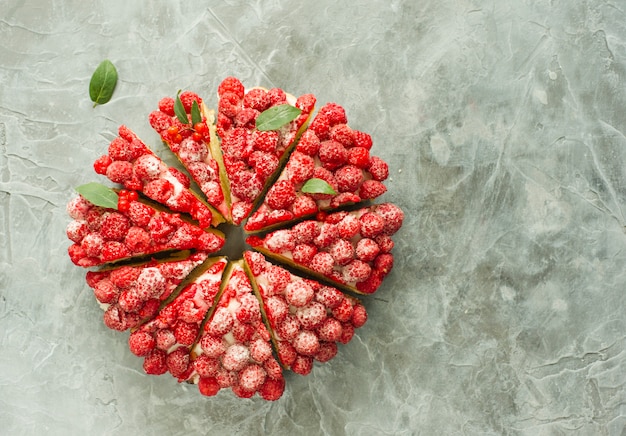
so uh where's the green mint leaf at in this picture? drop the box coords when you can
[75,182,119,209]
[301,178,337,195]
[89,60,118,107]
[256,104,302,131]
[191,100,202,125]
[174,91,189,125]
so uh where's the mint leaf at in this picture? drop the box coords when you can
[75,183,119,209]
[174,91,189,125]
[301,178,337,195]
[89,60,118,107]
[191,100,202,125]
[256,104,302,131]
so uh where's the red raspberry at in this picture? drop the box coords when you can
[292,244,318,266]
[335,165,364,193]
[293,330,320,356]
[235,107,259,129]
[309,252,334,276]
[330,239,355,266]
[374,253,394,275]
[314,223,339,248]
[290,221,318,244]
[295,94,316,114]
[109,266,140,289]
[375,234,395,253]
[178,138,208,163]
[339,323,355,344]
[319,103,347,125]
[174,321,200,346]
[267,87,287,105]
[295,130,321,156]
[100,212,130,241]
[347,147,370,168]
[139,298,160,319]
[342,259,372,283]
[285,280,314,307]
[265,180,296,210]
[248,151,279,180]
[193,355,220,378]
[232,384,256,399]
[158,97,175,116]
[108,137,134,161]
[198,376,221,396]
[263,229,295,253]
[291,355,313,375]
[376,203,404,235]
[216,368,237,388]
[118,290,142,313]
[266,265,292,295]
[216,113,232,138]
[353,130,373,150]
[106,160,133,184]
[243,88,270,111]
[315,286,344,309]
[149,110,172,133]
[218,76,245,99]
[205,306,234,337]
[144,179,175,204]
[315,341,338,363]
[101,241,130,262]
[251,130,279,153]
[143,349,168,375]
[92,278,119,304]
[66,221,88,243]
[229,170,263,202]
[337,214,360,239]
[155,328,176,351]
[264,295,289,324]
[259,378,285,401]
[367,156,389,181]
[93,155,112,175]
[296,301,327,330]
[331,297,354,322]
[330,193,360,209]
[359,179,386,200]
[166,347,190,378]
[200,335,227,358]
[317,318,342,342]
[285,151,315,185]
[218,91,241,118]
[235,293,261,324]
[249,338,273,363]
[292,195,318,218]
[238,364,267,393]
[308,113,331,140]
[168,167,190,188]
[127,202,154,227]
[221,343,250,372]
[318,140,348,168]
[179,91,201,112]
[329,124,354,147]
[356,238,380,262]
[267,209,294,226]
[263,357,283,380]
[360,212,385,238]
[351,303,368,328]
[102,305,128,331]
[86,270,108,288]
[128,330,156,357]
[243,251,266,276]
[277,341,297,367]
[124,227,151,253]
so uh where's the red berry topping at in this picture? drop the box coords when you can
[292,330,320,356]
[128,330,156,357]
[259,378,285,401]
[319,103,347,125]
[265,180,296,210]
[359,179,387,200]
[143,349,168,375]
[198,377,221,396]
[367,156,389,181]
[318,140,348,168]
[93,155,112,175]
[347,147,370,168]
[218,76,245,99]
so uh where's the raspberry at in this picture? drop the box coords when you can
[319,103,347,125]
[292,243,318,266]
[128,330,156,357]
[101,241,130,262]
[315,286,344,309]
[285,152,315,185]
[232,384,255,399]
[337,214,360,239]
[108,137,134,161]
[198,377,221,396]
[374,253,394,275]
[264,295,289,324]
[166,347,191,378]
[265,180,296,210]
[375,234,395,253]
[317,318,342,342]
[259,378,285,401]
[353,130,373,150]
[351,303,368,328]
[251,130,279,153]
[243,88,271,111]
[314,223,339,248]
[238,364,267,393]
[367,156,389,181]
[168,167,191,188]
[295,94,316,114]
[66,220,88,243]
[127,202,154,226]
[200,335,227,358]
[235,108,259,129]
[267,209,294,226]
[216,368,237,388]
[178,138,208,163]
[342,259,372,283]
[100,212,130,241]
[360,212,385,238]
[93,278,119,304]
[67,196,92,220]
[174,321,199,346]
[295,130,321,156]
[277,341,297,367]
[144,179,174,204]
[139,298,160,319]
[339,323,355,344]
[276,314,301,340]
[356,238,380,262]
[218,76,245,99]
[329,124,354,147]
[118,290,142,313]
[331,297,354,323]
[149,110,172,133]
[249,338,273,363]
[296,301,327,330]
[290,221,319,245]
[335,165,364,193]
[376,203,405,235]
[292,195,318,218]
[143,349,168,375]
[318,140,348,168]
[315,342,338,363]
[155,328,176,351]
[124,227,151,253]
[158,97,175,116]
[309,113,331,140]
[222,343,250,372]
[235,293,261,324]
[291,355,313,375]
[248,151,279,180]
[285,280,314,308]
[359,179,387,200]
[330,239,355,266]
[179,91,201,112]
[108,266,139,289]
[229,170,263,203]
[106,160,133,184]
[194,355,220,378]
[263,229,295,253]
[309,252,334,276]
[93,155,112,175]
[355,271,382,294]
[347,147,370,168]
[266,265,292,295]
[135,267,166,300]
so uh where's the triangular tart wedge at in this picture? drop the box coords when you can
[127,256,228,379]
[93,125,224,228]
[243,251,367,376]
[84,251,210,332]
[215,76,316,225]
[66,190,225,268]
[186,260,285,400]
[246,203,404,295]
[148,91,232,222]
[244,102,390,233]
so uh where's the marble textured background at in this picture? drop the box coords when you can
[1,0,625,435]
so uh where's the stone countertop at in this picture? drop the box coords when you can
[1,1,625,435]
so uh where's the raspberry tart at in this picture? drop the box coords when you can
[84,251,210,332]
[244,102,389,233]
[66,189,225,268]
[187,260,285,400]
[243,251,367,375]
[93,125,224,229]
[216,76,316,225]
[149,91,232,222]
[246,203,404,294]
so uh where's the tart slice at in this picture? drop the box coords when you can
[93,125,224,228]
[244,102,390,233]
[215,76,316,225]
[128,257,228,378]
[243,251,367,376]
[84,251,210,332]
[247,203,404,294]
[187,260,285,400]
[149,91,232,222]
[66,188,225,268]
